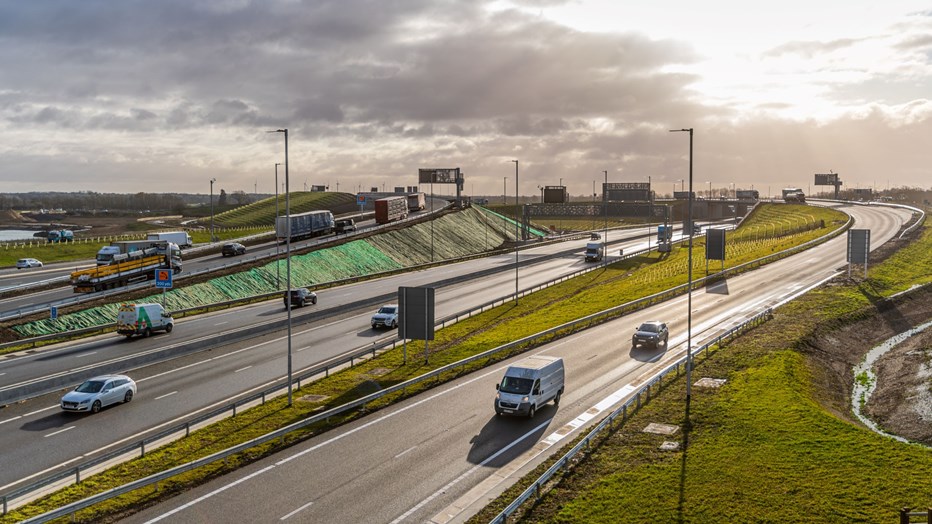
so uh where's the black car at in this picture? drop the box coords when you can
[221,242,246,257]
[285,288,317,308]
[632,321,669,349]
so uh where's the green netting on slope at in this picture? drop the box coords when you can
[12,241,402,338]
[477,207,549,238]
[368,208,511,265]
[11,210,508,338]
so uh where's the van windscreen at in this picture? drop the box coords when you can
[500,376,533,395]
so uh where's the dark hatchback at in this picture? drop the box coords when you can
[221,242,246,256]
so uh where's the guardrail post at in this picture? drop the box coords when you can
[3,494,7,515]
[233,404,237,417]
[75,466,81,484]
[141,442,146,457]
[186,422,190,437]
[899,507,909,524]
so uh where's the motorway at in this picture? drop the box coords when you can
[107,202,913,524]
[0,226,667,493]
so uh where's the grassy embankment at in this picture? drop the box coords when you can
[1,204,847,523]
[468,224,932,523]
[0,192,351,267]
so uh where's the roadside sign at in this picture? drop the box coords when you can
[50,306,58,320]
[155,269,173,289]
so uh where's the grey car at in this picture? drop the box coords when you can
[61,375,136,413]
[632,321,669,349]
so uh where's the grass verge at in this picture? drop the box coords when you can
[467,224,932,523]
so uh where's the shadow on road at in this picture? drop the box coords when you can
[466,410,554,466]
[705,277,729,295]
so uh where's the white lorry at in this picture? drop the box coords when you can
[147,231,193,248]
[116,303,174,338]
[584,242,604,262]
[494,355,565,418]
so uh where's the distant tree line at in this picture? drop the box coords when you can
[0,191,272,216]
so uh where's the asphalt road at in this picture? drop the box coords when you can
[115,202,913,524]
[0,227,664,492]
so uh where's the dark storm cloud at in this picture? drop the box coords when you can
[0,0,698,135]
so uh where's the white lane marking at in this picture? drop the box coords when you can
[215,322,229,326]
[394,446,417,459]
[392,420,553,524]
[234,366,252,373]
[74,352,97,358]
[0,372,6,376]
[0,416,22,426]
[25,405,59,417]
[280,500,315,520]
[155,391,178,400]
[142,464,278,523]
[140,359,517,522]
[44,426,75,438]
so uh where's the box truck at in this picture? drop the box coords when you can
[494,356,565,418]
[584,242,604,262]
[147,231,192,248]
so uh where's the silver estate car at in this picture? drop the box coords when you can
[61,375,137,413]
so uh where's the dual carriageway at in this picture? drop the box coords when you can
[0,201,916,523]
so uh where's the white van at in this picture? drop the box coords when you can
[494,355,565,418]
[116,303,174,338]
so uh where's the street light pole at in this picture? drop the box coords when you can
[270,128,293,407]
[209,178,216,243]
[511,160,519,305]
[274,162,282,290]
[670,127,694,401]
[603,170,608,252]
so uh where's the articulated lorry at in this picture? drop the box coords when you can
[375,196,408,224]
[147,231,192,248]
[407,192,426,211]
[276,210,335,242]
[782,188,806,203]
[71,240,182,293]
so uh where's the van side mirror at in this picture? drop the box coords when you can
[495,384,500,391]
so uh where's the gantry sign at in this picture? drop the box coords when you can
[814,172,843,199]
[604,182,651,202]
[418,167,464,206]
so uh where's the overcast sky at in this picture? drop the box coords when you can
[1,0,929,198]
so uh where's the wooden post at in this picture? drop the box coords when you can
[899,507,909,524]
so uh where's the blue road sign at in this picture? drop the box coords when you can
[155,269,173,289]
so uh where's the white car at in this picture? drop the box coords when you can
[16,258,43,269]
[61,375,136,413]
[371,304,399,329]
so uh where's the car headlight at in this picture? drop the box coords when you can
[522,396,529,403]
[495,393,501,400]
[79,399,89,404]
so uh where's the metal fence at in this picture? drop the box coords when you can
[7,215,850,521]
[489,308,775,524]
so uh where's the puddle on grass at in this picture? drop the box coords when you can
[851,318,932,443]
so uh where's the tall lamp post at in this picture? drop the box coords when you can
[602,170,608,252]
[209,178,216,242]
[274,163,282,289]
[670,127,694,401]
[270,128,293,407]
[511,160,519,305]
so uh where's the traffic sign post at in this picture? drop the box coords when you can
[155,269,173,308]
[50,305,58,321]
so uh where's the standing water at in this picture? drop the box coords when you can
[852,318,932,442]
[0,230,44,242]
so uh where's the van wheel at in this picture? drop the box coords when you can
[143,328,151,338]
[528,405,536,419]
[91,401,102,414]
[553,390,562,406]
[124,390,133,403]
[165,323,173,333]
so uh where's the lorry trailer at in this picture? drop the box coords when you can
[407,192,426,211]
[275,210,335,242]
[147,231,192,248]
[375,196,409,224]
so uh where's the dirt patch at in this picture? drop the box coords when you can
[802,286,932,443]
